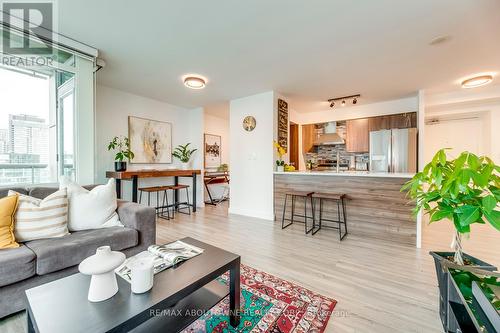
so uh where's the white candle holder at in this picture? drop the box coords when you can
[130,257,154,294]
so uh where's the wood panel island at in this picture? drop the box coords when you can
[274,171,416,245]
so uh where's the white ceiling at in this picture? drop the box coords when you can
[58,0,500,112]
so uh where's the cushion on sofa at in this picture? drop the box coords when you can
[0,245,36,287]
[0,187,27,199]
[25,227,138,275]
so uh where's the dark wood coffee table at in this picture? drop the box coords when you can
[25,238,241,333]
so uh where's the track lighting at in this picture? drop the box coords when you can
[327,94,361,109]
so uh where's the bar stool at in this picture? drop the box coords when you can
[281,191,315,234]
[170,184,191,216]
[138,185,172,219]
[311,193,348,240]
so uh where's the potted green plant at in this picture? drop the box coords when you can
[172,143,197,169]
[217,163,229,172]
[274,141,286,172]
[107,136,135,171]
[402,149,499,331]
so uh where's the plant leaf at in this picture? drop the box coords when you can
[482,195,497,213]
[456,205,481,228]
[430,208,453,223]
[483,209,500,231]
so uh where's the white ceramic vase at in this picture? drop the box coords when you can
[78,246,125,302]
[276,165,285,172]
[130,257,154,294]
[181,162,190,170]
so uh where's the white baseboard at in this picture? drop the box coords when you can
[228,206,274,221]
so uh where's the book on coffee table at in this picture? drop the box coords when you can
[115,240,204,283]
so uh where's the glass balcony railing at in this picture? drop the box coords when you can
[0,163,74,185]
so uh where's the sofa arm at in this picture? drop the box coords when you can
[117,200,156,249]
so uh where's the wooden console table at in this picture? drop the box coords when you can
[106,169,201,212]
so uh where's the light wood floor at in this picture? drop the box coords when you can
[2,202,499,333]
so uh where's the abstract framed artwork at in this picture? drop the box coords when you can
[277,98,288,152]
[204,133,221,169]
[128,116,172,164]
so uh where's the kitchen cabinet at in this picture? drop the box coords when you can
[301,124,316,153]
[368,113,417,131]
[346,118,369,152]
[368,116,391,132]
[390,113,416,129]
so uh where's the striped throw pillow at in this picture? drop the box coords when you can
[9,189,70,242]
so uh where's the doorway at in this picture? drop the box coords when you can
[422,112,499,266]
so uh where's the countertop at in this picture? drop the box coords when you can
[273,170,415,178]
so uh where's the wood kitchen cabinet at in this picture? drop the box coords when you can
[368,116,391,132]
[301,124,316,153]
[390,113,416,129]
[346,118,369,152]
[368,112,417,131]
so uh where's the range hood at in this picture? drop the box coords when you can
[313,122,345,145]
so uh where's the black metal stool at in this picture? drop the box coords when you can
[311,192,347,240]
[170,184,191,216]
[138,185,172,219]
[281,191,315,234]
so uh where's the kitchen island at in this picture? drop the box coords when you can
[274,171,416,245]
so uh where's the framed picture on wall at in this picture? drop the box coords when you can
[128,116,173,164]
[277,98,288,151]
[204,133,221,169]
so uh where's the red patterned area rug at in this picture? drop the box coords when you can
[182,264,337,333]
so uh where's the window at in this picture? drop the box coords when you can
[0,65,76,185]
[0,20,97,186]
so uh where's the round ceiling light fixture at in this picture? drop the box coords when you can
[461,75,493,89]
[429,35,452,46]
[183,75,206,89]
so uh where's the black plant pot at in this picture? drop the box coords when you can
[429,251,497,332]
[115,161,127,172]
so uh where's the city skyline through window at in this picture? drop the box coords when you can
[0,66,75,185]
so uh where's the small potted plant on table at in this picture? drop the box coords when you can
[403,149,499,331]
[108,136,135,171]
[274,141,286,172]
[172,143,197,169]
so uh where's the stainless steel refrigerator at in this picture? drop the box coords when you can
[369,128,417,173]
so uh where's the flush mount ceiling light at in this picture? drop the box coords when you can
[183,75,206,89]
[328,94,361,108]
[429,35,452,46]
[461,75,493,89]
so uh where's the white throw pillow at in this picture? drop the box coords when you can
[60,178,123,231]
[10,189,70,242]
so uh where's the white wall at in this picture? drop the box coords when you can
[229,91,276,220]
[95,85,204,207]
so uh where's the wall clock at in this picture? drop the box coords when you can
[242,116,256,132]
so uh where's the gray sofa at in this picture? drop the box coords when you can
[0,186,156,318]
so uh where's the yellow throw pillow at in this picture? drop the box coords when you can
[0,194,19,249]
